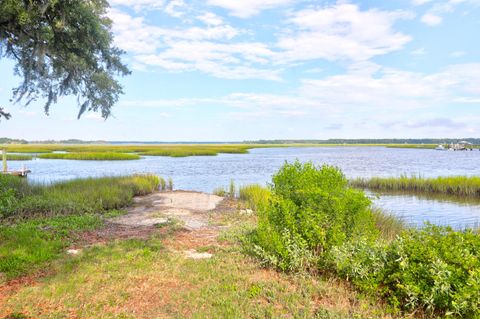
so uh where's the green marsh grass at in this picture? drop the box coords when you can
[5,154,33,161]
[351,175,480,197]
[238,184,271,211]
[1,142,444,159]
[37,152,140,160]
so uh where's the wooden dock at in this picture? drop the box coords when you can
[2,148,31,177]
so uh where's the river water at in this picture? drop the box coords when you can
[7,146,480,229]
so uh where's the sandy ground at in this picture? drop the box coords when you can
[112,191,224,230]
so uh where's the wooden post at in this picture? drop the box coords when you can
[2,148,7,173]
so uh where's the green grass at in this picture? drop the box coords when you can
[5,154,33,161]
[238,184,271,211]
[0,215,102,279]
[37,152,140,160]
[0,174,161,279]
[1,237,390,318]
[351,175,480,197]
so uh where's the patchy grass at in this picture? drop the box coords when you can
[0,234,393,319]
[37,152,140,160]
[351,175,480,197]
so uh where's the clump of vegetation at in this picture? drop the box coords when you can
[213,187,227,197]
[238,184,271,211]
[329,225,480,317]
[246,161,377,272]
[5,154,33,161]
[245,162,480,317]
[168,177,173,191]
[371,208,405,241]
[37,152,140,160]
[351,175,480,197]
[0,174,160,278]
[229,179,236,198]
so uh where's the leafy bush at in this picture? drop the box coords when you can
[330,225,480,317]
[248,161,377,271]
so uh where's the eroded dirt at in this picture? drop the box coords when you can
[112,191,224,230]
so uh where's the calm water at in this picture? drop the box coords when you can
[8,146,480,229]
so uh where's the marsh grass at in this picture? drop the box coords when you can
[371,208,405,241]
[37,152,140,160]
[238,184,271,211]
[5,154,33,161]
[2,142,440,158]
[351,175,480,197]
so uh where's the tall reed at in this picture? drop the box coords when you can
[351,175,480,197]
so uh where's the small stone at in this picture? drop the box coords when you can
[66,249,80,255]
[184,249,212,259]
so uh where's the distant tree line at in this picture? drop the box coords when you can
[246,139,480,145]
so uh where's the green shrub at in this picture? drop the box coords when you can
[329,225,480,317]
[248,161,377,271]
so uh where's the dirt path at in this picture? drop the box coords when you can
[112,191,224,230]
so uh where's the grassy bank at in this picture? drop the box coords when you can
[351,175,480,197]
[0,174,160,279]
[37,152,140,160]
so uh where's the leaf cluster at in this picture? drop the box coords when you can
[0,0,130,119]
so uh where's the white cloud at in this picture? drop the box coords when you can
[108,8,280,80]
[275,4,413,63]
[109,0,164,11]
[412,0,434,5]
[197,12,224,26]
[120,63,480,119]
[421,13,443,26]
[207,0,294,18]
[299,63,480,111]
[165,0,188,18]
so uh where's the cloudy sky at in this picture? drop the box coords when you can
[1,0,479,141]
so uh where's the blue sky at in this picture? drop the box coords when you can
[1,0,480,141]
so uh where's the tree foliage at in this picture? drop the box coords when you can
[0,0,130,120]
